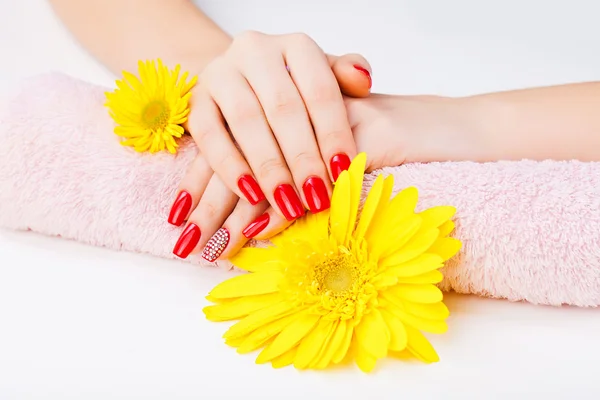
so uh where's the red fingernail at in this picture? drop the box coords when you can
[302,176,330,213]
[242,213,270,239]
[238,175,266,205]
[274,184,305,221]
[354,65,372,89]
[201,228,230,262]
[173,223,201,259]
[168,191,192,226]
[330,153,351,182]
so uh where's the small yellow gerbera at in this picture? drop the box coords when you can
[105,59,197,154]
[204,153,461,372]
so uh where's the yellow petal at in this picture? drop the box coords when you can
[403,301,450,320]
[354,309,389,359]
[437,220,455,238]
[294,319,335,369]
[345,152,367,243]
[397,270,444,284]
[392,308,448,334]
[203,293,281,322]
[405,325,440,363]
[354,342,378,373]
[427,238,462,261]
[387,284,443,304]
[354,174,385,240]
[379,228,439,268]
[370,273,398,289]
[308,320,338,369]
[228,247,284,273]
[385,186,419,224]
[380,309,408,351]
[237,313,299,354]
[208,271,283,299]
[223,301,294,340]
[385,254,444,277]
[255,312,320,364]
[224,336,246,347]
[418,206,456,231]
[373,215,422,260]
[363,175,394,242]
[329,171,351,246]
[332,322,354,364]
[313,320,347,369]
[270,346,298,369]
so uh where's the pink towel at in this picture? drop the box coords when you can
[1,73,599,307]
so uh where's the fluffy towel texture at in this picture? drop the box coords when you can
[1,73,599,307]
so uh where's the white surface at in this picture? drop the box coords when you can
[1,0,600,399]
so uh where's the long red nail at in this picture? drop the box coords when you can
[238,175,266,205]
[354,65,372,89]
[243,213,270,239]
[330,153,351,181]
[302,177,330,213]
[274,184,305,221]
[201,228,230,262]
[173,223,201,259]
[168,191,192,226]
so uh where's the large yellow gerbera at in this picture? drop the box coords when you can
[204,153,461,372]
[105,59,197,154]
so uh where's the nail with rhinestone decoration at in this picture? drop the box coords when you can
[201,228,230,262]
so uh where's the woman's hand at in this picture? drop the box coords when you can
[168,153,292,261]
[186,31,373,221]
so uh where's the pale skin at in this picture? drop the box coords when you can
[50,0,600,262]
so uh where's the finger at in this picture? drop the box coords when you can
[233,34,332,214]
[327,53,373,98]
[167,154,212,226]
[283,35,357,182]
[188,84,267,207]
[205,200,269,261]
[217,205,292,261]
[250,207,292,241]
[172,174,238,259]
[207,60,307,221]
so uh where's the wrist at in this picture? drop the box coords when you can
[388,94,487,163]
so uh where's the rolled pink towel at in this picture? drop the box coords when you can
[1,73,599,307]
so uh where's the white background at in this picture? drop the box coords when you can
[1,0,600,399]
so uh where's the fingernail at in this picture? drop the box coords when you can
[238,175,266,205]
[201,228,230,262]
[173,223,201,259]
[273,184,305,221]
[168,191,192,226]
[302,177,330,213]
[242,213,270,239]
[353,65,372,89]
[330,153,351,182]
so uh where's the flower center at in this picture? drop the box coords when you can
[315,254,359,295]
[141,100,170,130]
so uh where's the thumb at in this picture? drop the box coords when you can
[327,53,372,98]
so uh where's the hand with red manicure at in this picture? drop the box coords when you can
[167,31,373,262]
[186,31,372,221]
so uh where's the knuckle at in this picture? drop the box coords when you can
[306,84,339,107]
[322,128,350,143]
[200,202,219,220]
[291,151,320,171]
[233,30,264,49]
[229,98,264,124]
[257,157,287,181]
[268,90,302,118]
[287,32,315,48]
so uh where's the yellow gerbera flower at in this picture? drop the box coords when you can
[204,153,461,372]
[105,59,197,154]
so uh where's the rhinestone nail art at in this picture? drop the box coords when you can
[201,228,230,262]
